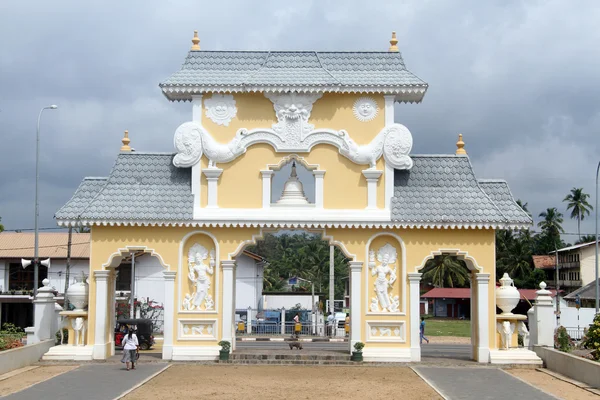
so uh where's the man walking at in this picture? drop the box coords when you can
[327,312,335,337]
[420,317,429,344]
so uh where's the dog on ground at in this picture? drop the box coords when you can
[288,339,303,350]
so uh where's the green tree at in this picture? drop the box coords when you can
[576,234,597,245]
[421,254,470,288]
[536,207,565,254]
[0,217,4,232]
[516,199,531,216]
[563,187,593,240]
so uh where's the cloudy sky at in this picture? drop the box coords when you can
[1,0,599,243]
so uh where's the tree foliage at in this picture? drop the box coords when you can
[563,187,593,240]
[0,217,4,233]
[421,254,470,288]
[576,234,597,245]
[246,232,349,299]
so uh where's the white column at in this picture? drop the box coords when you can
[408,273,422,361]
[260,170,274,208]
[534,282,554,347]
[362,169,383,209]
[203,168,223,208]
[349,261,363,350]
[221,261,235,344]
[281,307,286,335]
[313,170,325,208]
[93,270,110,360]
[247,307,253,334]
[108,271,117,356]
[383,95,395,126]
[192,95,203,123]
[162,271,176,360]
[475,273,490,363]
[31,279,56,344]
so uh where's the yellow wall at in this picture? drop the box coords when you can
[88,225,497,357]
[201,93,385,145]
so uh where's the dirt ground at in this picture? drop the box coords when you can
[506,369,598,400]
[122,365,442,400]
[427,336,471,344]
[0,366,77,397]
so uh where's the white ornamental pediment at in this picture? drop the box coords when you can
[173,121,413,170]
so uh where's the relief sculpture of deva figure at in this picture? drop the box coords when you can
[186,244,215,311]
[370,244,398,312]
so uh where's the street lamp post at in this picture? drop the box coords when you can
[33,105,58,298]
[595,161,599,314]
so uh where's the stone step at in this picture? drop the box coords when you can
[218,359,358,365]
[231,353,351,361]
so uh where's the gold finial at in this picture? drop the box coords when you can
[456,134,467,155]
[191,30,200,51]
[121,130,131,152]
[389,31,399,52]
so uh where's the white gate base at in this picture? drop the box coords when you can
[171,346,220,361]
[362,347,412,362]
[489,348,542,365]
[43,345,94,361]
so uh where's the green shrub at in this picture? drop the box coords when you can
[353,342,365,352]
[583,314,600,360]
[554,326,573,353]
[218,340,231,352]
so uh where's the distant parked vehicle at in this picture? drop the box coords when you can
[115,319,155,350]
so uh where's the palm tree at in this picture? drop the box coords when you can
[563,187,593,240]
[421,254,470,288]
[538,207,565,238]
[0,216,4,232]
[576,234,597,245]
[516,199,531,216]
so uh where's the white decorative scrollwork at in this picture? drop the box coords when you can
[205,94,237,126]
[264,93,322,144]
[353,97,378,122]
[366,321,405,342]
[172,120,413,170]
[182,244,215,311]
[179,319,217,340]
[369,244,398,313]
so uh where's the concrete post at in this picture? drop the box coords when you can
[221,261,235,344]
[527,307,536,349]
[534,281,554,347]
[281,307,286,335]
[247,307,253,334]
[53,303,64,337]
[162,271,176,360]
[93,270,110,359]
[475,273,491,363]
[408,273,422,361]
[28,279,56,344]
[349,261,363,350]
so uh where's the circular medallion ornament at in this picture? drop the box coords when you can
[205,94,237,126]
[383,124,414,169]
[353,97,379,122]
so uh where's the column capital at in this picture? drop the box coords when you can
[475,273,491,282]
[362,169,383,181]
[221,260,236,270]
[94,270,111,281]
[203,167,223,180]
[260,170,275,177]
[163,271,177,281]
[349,261,363,272]
[407,272,422,282]
[312,170,326,177]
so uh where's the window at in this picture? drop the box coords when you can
[8,262,47,291]
[116,263,132,291]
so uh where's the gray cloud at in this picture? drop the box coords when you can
[1,0,599,244]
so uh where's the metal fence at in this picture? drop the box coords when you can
[235,309,348,338]
[565,326,585,340]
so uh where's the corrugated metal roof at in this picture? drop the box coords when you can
[0,232,90,259]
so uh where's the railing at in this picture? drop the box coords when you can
[558,280,582,287]
[558,261,580,269]
[565,326,585,340]
[236,320,347,337]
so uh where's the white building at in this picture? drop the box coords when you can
[235,250,267,310]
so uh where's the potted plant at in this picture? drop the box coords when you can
[218,340,231,361]
[351,342,364,362]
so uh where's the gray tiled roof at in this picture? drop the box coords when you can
[159,51,428,101]
[391,156,529,227]
[55,153,193,222]
[478,180,532,224]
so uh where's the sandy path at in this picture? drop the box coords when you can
[123,365,441,400]
[507,369,598,400]
[0,366,78,397]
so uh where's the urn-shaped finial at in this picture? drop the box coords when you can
[67,272,90,312]
[496,273,520,315]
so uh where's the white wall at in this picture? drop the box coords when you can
[47,259,89,294]
[557,298,596,329]
[235,253,263,310]
[263,294,313,310]
[0,339,55,375]
[579,246,597,286]
[0,260,7,292]
[133,255,165,307]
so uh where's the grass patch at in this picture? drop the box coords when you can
[425,319,471,337]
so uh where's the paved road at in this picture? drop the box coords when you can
[413,367,556,400]
[3,363,168,400]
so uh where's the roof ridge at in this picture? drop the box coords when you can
[314,51,341,85]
